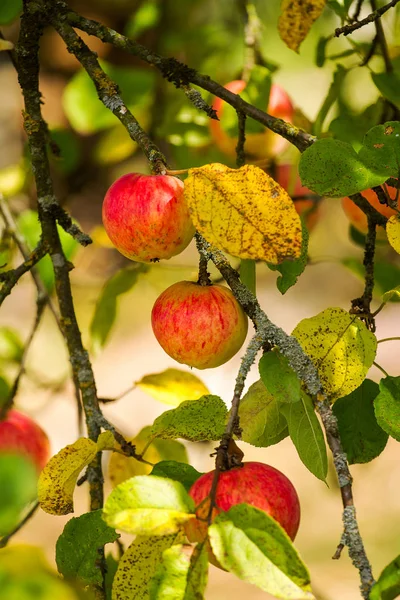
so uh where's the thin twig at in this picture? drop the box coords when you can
[377,337,400,343]
[370,0,393,72]
[373,361,389,377]
[350,215,377,331]
[0,242,47,306]
[236,110,247,168]
[335,0,400,37]
[351,0,365,22]
[0,501,39,549]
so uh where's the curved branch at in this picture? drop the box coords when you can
[335,0,400,37]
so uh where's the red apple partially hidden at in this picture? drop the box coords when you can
[275,164,321,231]
[151,281,248,369]
[210,81,294,159]
[0,409,50,471]
[102,173,195,262]
[342,184,399,239]
[186,462,300,542]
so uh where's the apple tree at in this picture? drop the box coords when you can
[0,1,400,599]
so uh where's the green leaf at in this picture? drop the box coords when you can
[299,138,393,198]
[370,554,400,600]
[314,66,347,136]
[111,534,181,600]
[151,395,227,442]
[279,392,328,481]
[329,101,385,151]
[0,0,22,25]
[136,368,210,407]
[342,258,400,302]
[150,461,203,492]
[56,510,119,585]
[292,307,377,400]
[267,217,309,294]
[49,129,81,175]
[0,454,37,536]
[209,504,314,600]
[240,259,256,295]
[382,286,400,303]
[17,210,79,292]
[0,327,23,363]
[63,63,155,134]
[105,553,118,600]
[259,351,301,404]
[90,264,147,353]
[358,121,400,179]
[149,543,208,600]
[315,36,331,68]
[371,72,400,110]
[125,0,160,38]
[0,376,10,409]
[333,380,388,464]
[374,376,400,441]
[103,475,195,536]
[238,380,289,447]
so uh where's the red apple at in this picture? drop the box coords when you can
[342,184,399,239]
[274,164,321,231]
[102,173,195,262]
[186,462,300,543]
[0,409,50,471]
[210,81,294,159]
[151,281,248,369]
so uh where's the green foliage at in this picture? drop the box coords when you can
[333,380,388,464]
[90,264,148,353]
[103,475,195,536]
[238,380,289,447]
[63,63,155,134]
[0,376,10,408]
[209,505,314,599]
[0,0,22,25]
[105,553,118,600]
[17,210,79,292]
[259,351,301,404]
[267,217,309,294]
[149,543,208,600]
[49,129,81,175]
[371,73,400,110]
[329,101,386,150]
[125,0,161,38]
[342,258,400,302]
[313,65,348,136]
[279,393,328,481]
[370,554,400,600]
[0,454,37,536]
[374,376,400,442]
[239,259,256,295]
[150,461,203,492]
[0,327,24,363]
[56,510,119,586]
[151,395,227,442]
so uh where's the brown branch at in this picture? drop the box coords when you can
[63,8,315,152]
[0,241,47,306]
[370,0,393,72]
[335,0,400,37]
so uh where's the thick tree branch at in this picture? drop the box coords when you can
[335,0,400,37]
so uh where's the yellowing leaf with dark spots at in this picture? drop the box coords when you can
[185,163,302,264]
[278,0,327,53]
[136,368,210,407]
[292,307,377,401]
[386,215,400,255]
[38,438,99,515]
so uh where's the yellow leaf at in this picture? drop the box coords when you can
[278,0,327,53]
[386,214,400,254]
[136,368,210,407]
[185,163,302,264]
[111,534,182,600]
[382,285,400,303]
[292,307,377,400]
[90,225,115,248]
[97,430,116,451]
[38,437,98,515]
[108,426,188,487]
[0,39,14,52]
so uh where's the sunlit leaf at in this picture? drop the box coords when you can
[151,395,227,442]
[386,215,400,255]
[136,368,210,407]
[382,286,400,303]
[185,163,302,264]
[292,307,377,400]
[103,476,195,536]
[108,426,188,487]
[280,393,327,480]
[333,380,388,464]
[374,376,400,442]
[111,534,181,600]
[278,0,327,53]
[238,380,289,447]
[149,543,208,599]
[56,510,119,585]
[209,505,314,599]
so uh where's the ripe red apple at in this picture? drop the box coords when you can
[102,173,195,262]
[274,164,321,231]
[0,409,50,471]
[151,281,248,369]
[210,81,294,159]
[342,184,399,239]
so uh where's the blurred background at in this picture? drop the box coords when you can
[1,1,400,599]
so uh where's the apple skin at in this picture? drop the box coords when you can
[151,281,248,369]
[0,409,50,472]
[210,81,294,159]
[342,185,398,238]
[186,462,300,543]
[274,164,321,231]
[102,173,195,262]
